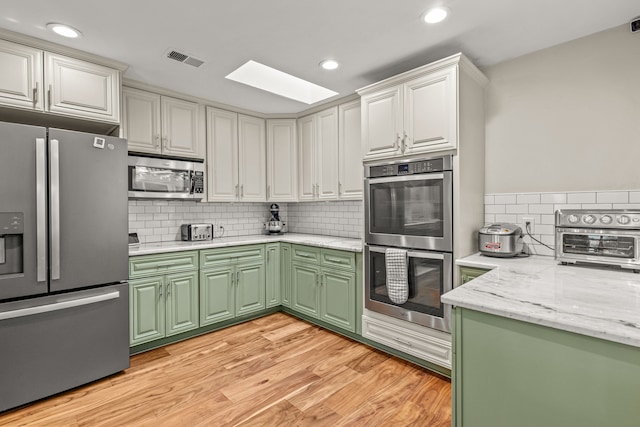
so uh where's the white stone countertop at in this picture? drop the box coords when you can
[443,253,640,348]
[129,233,363,256]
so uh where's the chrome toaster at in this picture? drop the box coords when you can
[180,223,213,241]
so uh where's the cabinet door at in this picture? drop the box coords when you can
[165,271,199,336]
[266,119,297,202]
[320,269,355,332]
[338,100,363,200]
[361,85,402,161]
[404,66,457,154]
[45,52,120,123]
[207,107,238,201]
[130,277,165,346]
[238,114,266,201]
[161,96,201,159]
[122,87,162,154]
[265,243,281,308]
[297,114,316,201]
[236,262,266,317]
[0,40,43,111]
[291,262,320,318]
[199,266,235,326]
[316,107,339,200]
[280,244,291,308]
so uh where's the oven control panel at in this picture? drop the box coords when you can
[367,155,452,178]
[556,209,640,229]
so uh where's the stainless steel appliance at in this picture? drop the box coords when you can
[364,155,454,332]
[0,121,129,412]
[555,209,640,271]
[364,155,452,252]
[478,223,524,257]
[181,223,213,241]
[265,203,286,234]
[128,155,204,200]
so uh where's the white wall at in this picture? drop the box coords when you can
[484,24,640,193]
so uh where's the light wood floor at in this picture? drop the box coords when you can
[0,312,451,426]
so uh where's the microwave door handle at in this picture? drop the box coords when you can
[190,171,195,195]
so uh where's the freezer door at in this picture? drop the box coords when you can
[0,121,48,300]
[49,128,128,292]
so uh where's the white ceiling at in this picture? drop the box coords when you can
[1,1,638,114]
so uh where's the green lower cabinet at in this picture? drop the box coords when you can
[292,261,320,318]
[130,271,199,346]
[236,261,266,316]
[453,307,640,427]
[458,266,490,286]
[280,243,291,308]
[320,269,355,332]
[265,243,281,308]
[199,265,235,326]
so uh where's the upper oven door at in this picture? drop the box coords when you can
[365,171,452,251]
[127,156,202,200]
[556,227,640,266]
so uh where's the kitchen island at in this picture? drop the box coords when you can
[444,254,640,427]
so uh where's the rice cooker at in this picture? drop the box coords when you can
[478,223,524,257]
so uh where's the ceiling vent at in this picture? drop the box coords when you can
[165,49,205,68]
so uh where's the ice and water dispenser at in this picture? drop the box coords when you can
[0,213,24,276]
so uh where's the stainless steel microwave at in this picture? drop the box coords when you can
[128,155,205,200]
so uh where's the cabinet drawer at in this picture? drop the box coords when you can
[200,245,264,268]
[320,249,355,270]
[291,245,320,263]
[362,315,451,369]
[129,251,198,278]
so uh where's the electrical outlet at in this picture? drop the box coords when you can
[523,217,535,234]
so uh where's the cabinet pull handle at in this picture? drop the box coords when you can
[167,282,171,297]
[33,81,39,108]
[240,185,244,198]
[235,184,239,197]
[159,283,163,300]
[396,133,401,150]
[155,135,160,149]
[47,85,52,110]
[401,133,407,153]
[236,271,240,286]
[394,337,413,348]
[163,137,168,150]
[338,181,342,195]
[297,253,313,258]
[320,274,324,287]
[325,256,346,264]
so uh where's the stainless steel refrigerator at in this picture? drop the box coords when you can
[0,121,129,413]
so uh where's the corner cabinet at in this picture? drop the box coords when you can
[128,251,199,346]
[122,87,202,159]
[207,107,266,202]
[0,39,121,124]
[358,53,487,161]
[458,265,490,286]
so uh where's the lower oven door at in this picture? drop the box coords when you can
[365,245,452,332]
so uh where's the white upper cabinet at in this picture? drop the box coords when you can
[316,107,339,200]
[0,39,121,124]
[338,100,363,200]
[123,87,202,159]
[45,52,120,123]
[297,114,316,201]
[0,39,43,110]
[357,54,477,161]
[266,119,297,202]
[206,107,265,202]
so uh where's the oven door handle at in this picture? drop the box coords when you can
[367,245,450,261]
[366,173,445,184]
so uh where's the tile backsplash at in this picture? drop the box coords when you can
[484,190,640,256]
[128,200,363,243]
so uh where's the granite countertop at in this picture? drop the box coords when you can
[129,233,363,256]
[443,253,640,348]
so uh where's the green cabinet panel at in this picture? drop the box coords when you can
[320,269,355,332]
[199,266,235,326]
[200,245,264,268]
[454,308,640,427]
[129,251,198,278]
[291,244,320,263]
[165,271,199,337]
[280,243,291,308]
[321,248,356,270]
[265,243,281,308]
[130,276,165,346]
[292,262,320,317]
[458,265,490,286]
[236,262,266,316]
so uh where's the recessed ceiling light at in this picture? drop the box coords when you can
[320,59,339,70]
[423,7,448,24]
[46,23,82,38]
[226,60,338,105]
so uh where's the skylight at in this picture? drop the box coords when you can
[225,60,338,105]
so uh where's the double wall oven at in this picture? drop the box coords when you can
[364,155,453,332]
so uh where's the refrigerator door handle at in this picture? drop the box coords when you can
[36,138,47,282]
[50,139,61,281]
[0,291,120,321]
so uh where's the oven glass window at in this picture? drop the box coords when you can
[369,179,444,237]
[129,166,190,193]
[562,234,635,259]
[369,250,444,317]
